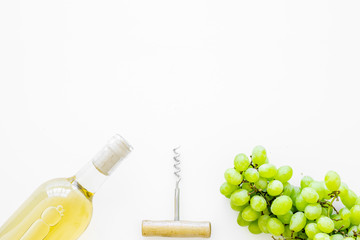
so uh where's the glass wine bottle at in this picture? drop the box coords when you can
[0,134,132,240]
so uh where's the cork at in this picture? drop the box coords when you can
[142,220,211,238]
[92,134,133,176]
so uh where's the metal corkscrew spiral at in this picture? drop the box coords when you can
[173,146,181,188]
[173,146,181,221]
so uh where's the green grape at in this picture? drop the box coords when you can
[355,197,360,206]
[290,212,307,232]
[262,206,271,215]
[309,181,326,200]
[241,205,261,222]
[325,171,341,192]
[291,186,301,203]
[266,218,285,236]
[305,222,321,239]
[258,164,277,179]
[230,201,247,211]
[301,176,314,189]
[340,207,351,220]
[283,182,294,196]
[330,234,345,240]
[350,205,360,225]
[295,194,309,212]
[348,225,358,237]
[322,207,333,217]
[323,182,332,200]
[332,214,351,230]
[220,182,238,198]
[230,189,250,206]
[252,145,267,166]
[244,168,259,183]
[237,211,251,226]
[317,216,334,233]
[224,168,243,185]
[250,195,267,212]
[314,233,331,240]
[248,220,262,234]
[257,214,271,233]
[234,153,250,172]
[267,180,283,196]
[343,237,355,240]
[275,165,293,183]
[301,187,320,203]
[339,182,349,197]
[341,189,358,209]
[305,203,322,220]
[271,195,293,215]
[241,182,252,192]
[283,225,297,238]
[278,210,293,224]
[297,231,308,239]
[254,177,268,190]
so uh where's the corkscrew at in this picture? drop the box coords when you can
[173,147,181,186]
[142,147,211,238]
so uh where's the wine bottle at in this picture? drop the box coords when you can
[0,134,132,240]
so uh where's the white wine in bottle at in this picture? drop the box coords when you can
[0,134,132,240]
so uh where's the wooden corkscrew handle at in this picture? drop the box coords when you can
[142,220,211,238]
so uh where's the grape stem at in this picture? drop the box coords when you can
[328,190,340,199]
[332,218,343,221]
[335,225,344,232]
[327,191,339,217]
[249,160,257,169]
[249,183,271,206]
[248,190,255,195]
[318,198,339,217]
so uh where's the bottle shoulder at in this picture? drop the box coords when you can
[36,177,94,202]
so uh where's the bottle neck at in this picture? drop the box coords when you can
[74,161,108,195]
[72,134,132,195]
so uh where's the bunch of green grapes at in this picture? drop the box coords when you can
[220,146,360,240]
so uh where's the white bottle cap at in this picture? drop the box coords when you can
[92,134,133,176]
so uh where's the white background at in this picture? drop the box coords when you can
[0,1,360,239]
